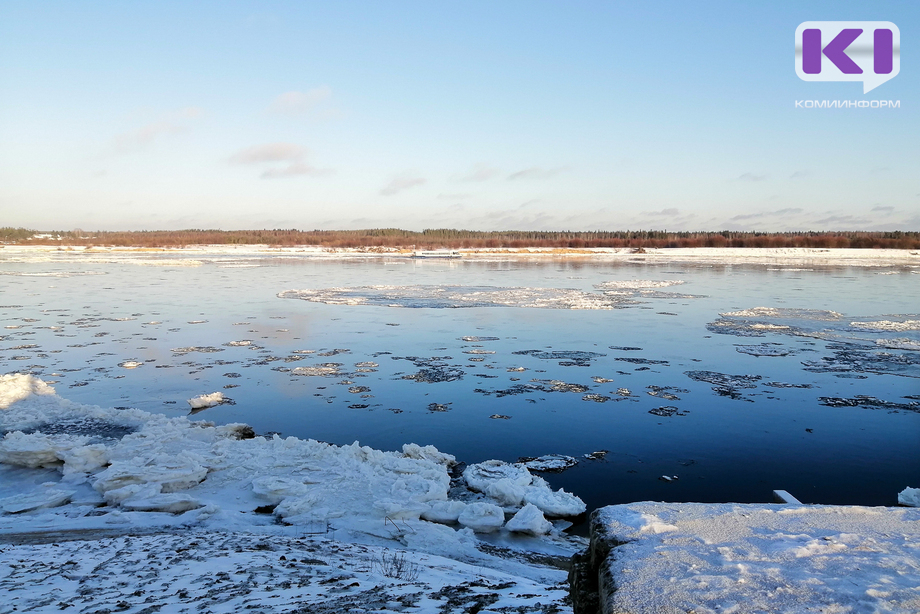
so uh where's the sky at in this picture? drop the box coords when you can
[1,0,918,232]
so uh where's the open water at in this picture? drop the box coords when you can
[2,250,918,529]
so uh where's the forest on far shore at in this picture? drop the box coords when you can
[2,227,919,249]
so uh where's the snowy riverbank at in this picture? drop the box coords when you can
[1,244,918,268]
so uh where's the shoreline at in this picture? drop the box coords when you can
[2,244,919,267]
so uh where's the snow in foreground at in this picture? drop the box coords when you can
[594,502,920,614]
[0,529,570,613]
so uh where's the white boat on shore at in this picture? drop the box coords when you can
[410,250,463,259]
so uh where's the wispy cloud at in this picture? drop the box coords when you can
[111,107,203,154]
[269,87,340,118]
[456,164,500,182]
[228,142,332,179]
[437,193,471,200]
[261,163,335,179]
[871,205,894,213]
[737,172,767,182]
[380,174,426,196]
[507,166,568,181]
[729,207,803,221]
[813,214,873,226]
[789,170,810,179]
[643,208,680,217]
[229,142,305,164]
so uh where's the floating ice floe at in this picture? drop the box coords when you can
[187,392,227,409]
[291,365,340,376]
[735,344,792,357]
[595,280,685,289]
[520,454,578,473]
[171,346,224,355]
[279,282,702,310]
[720,307,843,320]
[850,319,920,332]
[876,338,920,351]
[118,361,143,369]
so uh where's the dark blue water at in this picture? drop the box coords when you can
[2,252,918,530]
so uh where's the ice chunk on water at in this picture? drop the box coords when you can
[523,477,586,518]
[0,487,75,513]
[0,373,57,410]
[0,431,70,468]
[898,487,920,507]
[486,478,526,507]
[58,443,109,476]
[93,451,209,495]
[596,279,685,289]
[506,503,553,535]
[187,392,226,409]
[0,430,110,476]
[521,454,578,472]
[401,443,456,466]
[457,502,505,532]
[464,460,586,517]
[113,483,202,513]
[463,460,533,492]
[421,500,467,524]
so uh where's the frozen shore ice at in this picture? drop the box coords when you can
[0,374,583,561]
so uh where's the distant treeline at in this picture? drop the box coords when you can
[2,227,919,249]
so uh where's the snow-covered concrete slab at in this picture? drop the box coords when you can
[577,502,920,614]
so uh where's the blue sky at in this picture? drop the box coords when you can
[1,1,917,231]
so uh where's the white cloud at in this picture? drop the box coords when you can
[457,164,500,182]
[737,172,767,181]
[112,122,184,154]
[269,87,338,117]
[228,142,332,179]
[110,107,203,154]
[261,163,334,179]
[507,166,568,181]
[643,208,680,217]
[228,142,306,164]
[380,175,426,196]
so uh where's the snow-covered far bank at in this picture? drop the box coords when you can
[577,502,920,614]
[1,244,918,267]
[0,374,583,582]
